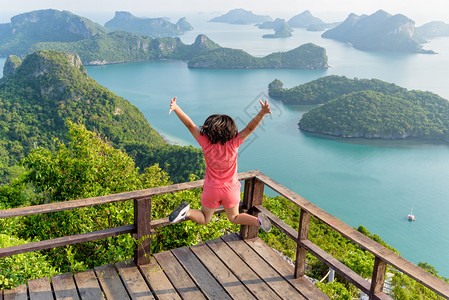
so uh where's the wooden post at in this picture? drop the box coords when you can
[370,256,387,298]
[294,209,310,278]
[240,178,264,239]
[134,196,152,265]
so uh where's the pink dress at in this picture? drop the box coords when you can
[196,133,243,208]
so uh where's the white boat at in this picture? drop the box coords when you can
[407,206,416,221]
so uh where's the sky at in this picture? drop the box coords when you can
[1,0,448,25]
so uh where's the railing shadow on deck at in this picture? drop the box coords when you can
[1,170,448,299]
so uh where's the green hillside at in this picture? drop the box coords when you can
[0,50,205,183]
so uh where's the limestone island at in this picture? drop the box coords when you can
[104,11,193,37]
[321,10,435,53]
[262,23,293,39]
[269,76,449,142]
[209,9,272,24]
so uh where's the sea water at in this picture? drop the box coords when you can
[1,13,448,277]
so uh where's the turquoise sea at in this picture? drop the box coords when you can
[1,13,449,277]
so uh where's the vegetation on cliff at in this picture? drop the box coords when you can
[269,76,449,141]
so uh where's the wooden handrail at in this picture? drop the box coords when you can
[1,169,448,299]
[0,170,259,219]
[253,172,449,299]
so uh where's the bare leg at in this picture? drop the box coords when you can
[224,204,259,226]
[187,205,216,225]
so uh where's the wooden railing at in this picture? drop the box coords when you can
[1,170,448,299]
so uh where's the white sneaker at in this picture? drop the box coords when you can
[258,213,272,232]
[169,202,190,223]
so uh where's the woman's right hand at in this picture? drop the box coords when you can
[169,97,178,114]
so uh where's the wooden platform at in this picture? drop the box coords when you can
[1,233,329,300]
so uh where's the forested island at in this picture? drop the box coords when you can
[188,43,327,69]
[321,10,434,53]
[104,11,193,37]
[269,76,449,142]
[262,23,293,39]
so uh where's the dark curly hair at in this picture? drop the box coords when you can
[200,114,238,145]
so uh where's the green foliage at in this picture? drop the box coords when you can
[123,142,205,183]
[391,266,448,300]
[315,281,353,299]
[0,234,59,290]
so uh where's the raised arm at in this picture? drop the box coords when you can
[169,97,200,139]
[239,99,272,141]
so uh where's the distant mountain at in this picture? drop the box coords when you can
[415,21,449,39]
[287,10,325,28]
[258,18,289,30]
[321,10,434,53]
[262,23,293,39]
[209,9,272,24]
[104,11,193,37]
[0,9,107,57]
[188,43,327,69]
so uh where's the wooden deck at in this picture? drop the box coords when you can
[1,233,329,300]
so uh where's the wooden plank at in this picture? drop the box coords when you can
[3,284,27,300]
[134,197,152,265]
[0,171,258,219]
[295,209,310,278]
[154,250,206,300]
[222,233,306,299]
[255,172,449,298]
[94,264,130,300]
[190,243,256,299]
[138,258,181,300]
[73,269,104,300]
[206,237,281,300]
[301,240,371,294]
[244,237,330,300]
[115,260,154,299]
[371,257,388,295]
[0,225,135,258]
[28,277,53,300]
[240,178,264,239]
[51,272,79,300]
[171,247,231,299]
